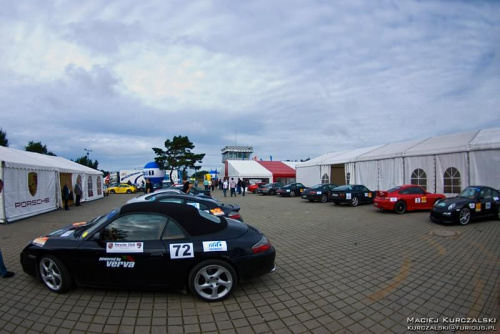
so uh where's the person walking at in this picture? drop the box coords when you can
[230,178,237,197]
[62,182,70,210]
[222,179,228,197]
[0,249,14,279]
[242,179,247,196]
[74,179,83,206]
[145,179,154,194]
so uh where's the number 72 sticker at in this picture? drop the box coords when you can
[169,243,194,259]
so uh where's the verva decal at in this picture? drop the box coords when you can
[203,241,228,252]
[106,242,143,253]
[99,256,135,268]
[169,243,194,259]
[210,208,225,216]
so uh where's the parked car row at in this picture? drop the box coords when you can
[254,182,500,226]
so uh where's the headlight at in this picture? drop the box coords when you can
[448,203,456,210]
[316,191,322,195]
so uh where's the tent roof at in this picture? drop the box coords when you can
[0,146,102,174]
[228,160,272,177]
[299,128,500,166]
[257,161,296,178]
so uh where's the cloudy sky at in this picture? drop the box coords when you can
[1,0,499,172]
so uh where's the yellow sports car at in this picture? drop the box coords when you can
[106,184,137,194]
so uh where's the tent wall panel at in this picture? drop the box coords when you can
[353,161,379,190]
[470,150,500,189]
[2,168,57,223]
[377,158,404,191]
[404,156,437,193]
[435,152,469,195]
[296,166,320,187]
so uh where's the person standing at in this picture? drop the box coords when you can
[62,182,70,210]
[222,179,228,197]
[145,179,154,194]
[0,249,14,279]
[182,177,192,194]
[230,178,237,197]
[74,180,83,206]
[241,179,247,196]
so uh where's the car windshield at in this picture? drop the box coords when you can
[388,187,401,193]
[310,184,323,189]
[76,208,120,239]
[335,185,352,191]
[459,187,479,199]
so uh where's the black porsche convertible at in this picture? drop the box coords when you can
[20,202,276,302]
[430,186,500,225]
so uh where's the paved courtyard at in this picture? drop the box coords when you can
[0,189,499,333]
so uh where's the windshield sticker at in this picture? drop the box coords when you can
[33,237,48,247]
[107,242,143,253]
[475,203,481,212]
[210,208,225,216]
[61,230,74,238]
[390,197,397,202]
[485,202,491,210]
[187,202,200,209]
[469,203,475,209]
[99,256,135,268]
[203,241,228,252]
[346,193,352,200]
[170,243,194,259]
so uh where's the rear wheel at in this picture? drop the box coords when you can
[320,194,328,203]
[350,197,359,207]
[126,189,132,194]
[39,255,72,293]
[459,207,471,225]
[188,260,236,302]
[109,189,115,194]
[290,190,296,197]
[394,201,407,214]
[497,206,500,220]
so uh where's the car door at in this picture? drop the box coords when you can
[74,213,171,288]
[358,186,373,204]
[409,186,427,210]
[477,188,494,217]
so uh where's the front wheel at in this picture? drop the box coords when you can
[394,201,406,214]
[109,189,115,194]
[126,189,132,194]
[320,194,328,203]
[39,255,72,293]
[290,191,296,197]
[350,196,359,207]
[497,206,500,220]
[459,207,471,225]
[189,260,236,302]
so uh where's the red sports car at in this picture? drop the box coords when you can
[374,185,445,214]
[248,182,266,194]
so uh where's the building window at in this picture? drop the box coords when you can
[88,176,94,197]
[97,176,102,196]
[410,169,427,190]
[443,167,461,194]
[321,173,329,184]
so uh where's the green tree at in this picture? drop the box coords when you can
[25,141,56,156]
[152,135,205,181]
[0,128,8,147]
[74,155,99,169]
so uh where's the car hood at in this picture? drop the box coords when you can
[434,197,471,208]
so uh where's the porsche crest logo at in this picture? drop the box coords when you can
[28,172,38,197]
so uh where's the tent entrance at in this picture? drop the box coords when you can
[60,173,74,207]
[331,164,345,185]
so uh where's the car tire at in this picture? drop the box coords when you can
[126,189,132,194]
[110,190,115,194]
[350,197,359,207]
[497,206,500,220]
[290,191,296,197]
[39,255,72,293]
[394,201,406,214]
[188,260,236,302]
[459,207,471,225]
[320,194,328,203]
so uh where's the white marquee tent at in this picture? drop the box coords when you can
[0,146,104,223]
[296,128,500,195]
